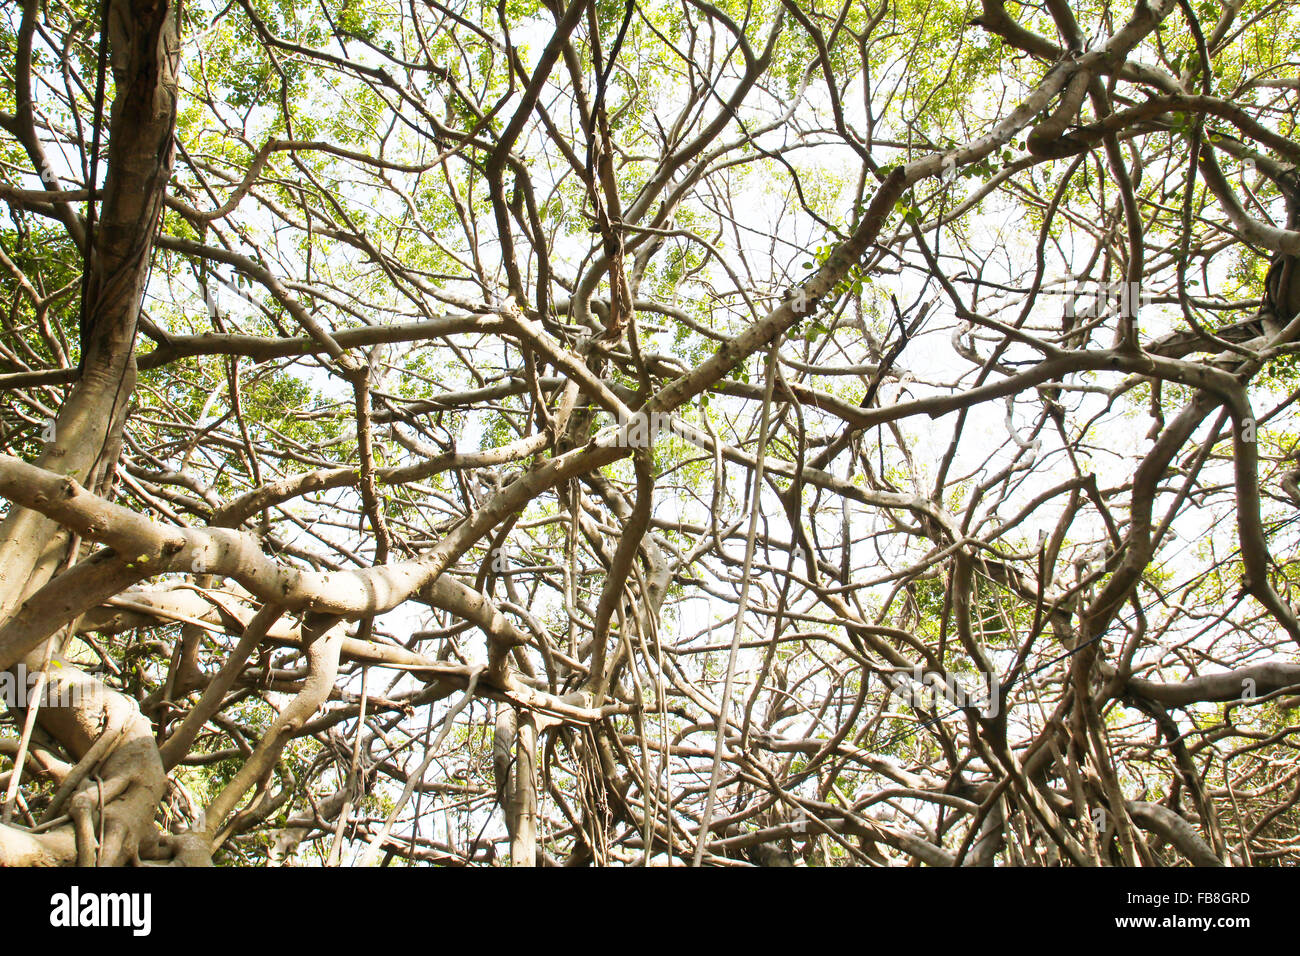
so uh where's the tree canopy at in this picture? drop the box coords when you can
[1,0,1299,867]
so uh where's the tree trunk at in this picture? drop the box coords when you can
[0,0,183,867]
[506,712,538,867]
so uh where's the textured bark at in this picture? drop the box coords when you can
[0,0,183,867]
[1126,802,1227,867]
[508,713,538,867]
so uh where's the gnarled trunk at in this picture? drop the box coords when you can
[0,0,183,867]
